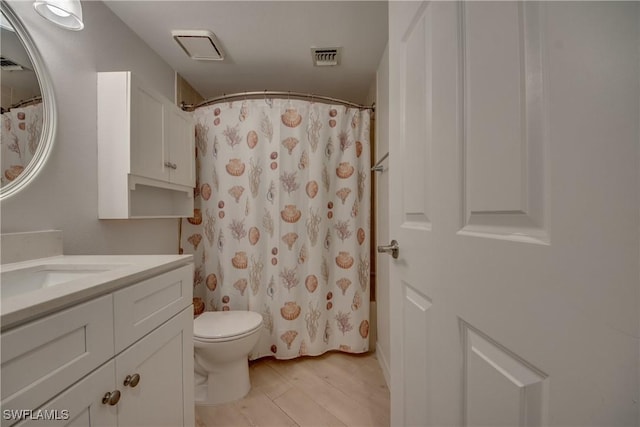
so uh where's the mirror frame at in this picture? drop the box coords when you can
[0,1,56,200]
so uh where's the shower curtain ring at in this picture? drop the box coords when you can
[264,90,273,108]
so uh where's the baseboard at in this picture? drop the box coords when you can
[376,341,391,388]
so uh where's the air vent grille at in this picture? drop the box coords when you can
[1,56,25,71]
[172,30,224,61]
[311,48,341,67]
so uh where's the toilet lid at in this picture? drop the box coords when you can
[194,311,263,340]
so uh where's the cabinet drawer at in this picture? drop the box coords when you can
[1,295,114,427]
[113,264,192,353]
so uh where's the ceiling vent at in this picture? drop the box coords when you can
[1,56,27,71]
[172,30,224,61]
[311,47,341,67]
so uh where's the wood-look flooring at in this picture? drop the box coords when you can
[195,351,390,427]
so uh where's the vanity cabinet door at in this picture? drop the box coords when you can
[165,106,195,187]
[0,295,114,427]
[14,361,118,427]
[130,75,170,183]
[114,307,194,427]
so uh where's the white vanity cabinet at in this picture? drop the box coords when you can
[0,264,194,427]
[98,71,195,219]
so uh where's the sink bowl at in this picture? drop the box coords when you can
[1,264,128,298]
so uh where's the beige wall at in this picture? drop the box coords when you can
[176,73,204,107]
[1,0,179,256]
[1,27,40,110]
[1,84,39,110]
[365,68,378,353]
[374,44,390,386]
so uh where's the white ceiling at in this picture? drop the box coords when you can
[104,1,388,105]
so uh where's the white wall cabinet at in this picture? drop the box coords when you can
[1,264,194,427]
[98,71,195,219]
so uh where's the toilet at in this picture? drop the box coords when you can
[193,310,263,405]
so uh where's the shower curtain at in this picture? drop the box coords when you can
[180,98,371,360]
[1,103,43,186]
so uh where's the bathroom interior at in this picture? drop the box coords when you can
[1,1,639,426]
[1,1,390,426]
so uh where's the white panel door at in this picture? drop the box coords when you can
[388,2,639,426]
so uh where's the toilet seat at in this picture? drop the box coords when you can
[194,311,263,343]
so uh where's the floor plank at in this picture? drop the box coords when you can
[272,359,385,427]
[195,351,389,427]
[302,354,390,420]
[236,389,299,427]
[273,388,347,427]
[249,359,293,400]
[196,402,253,427]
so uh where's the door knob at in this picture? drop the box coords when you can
[377,240,399,259]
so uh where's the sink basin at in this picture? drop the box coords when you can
[1,264,128,298]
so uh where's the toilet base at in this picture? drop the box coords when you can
[194,355,251,406]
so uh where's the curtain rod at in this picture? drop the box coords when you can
[7,95,42,110]
[180,91,375,112]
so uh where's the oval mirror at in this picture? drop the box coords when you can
[0,1,56,200]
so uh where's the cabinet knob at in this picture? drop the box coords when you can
[164,162,177,170]
[123,373,141,387]
[102,390,121,406]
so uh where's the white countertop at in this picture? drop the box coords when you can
[1,254,193,331]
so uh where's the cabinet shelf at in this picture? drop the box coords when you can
[128,175,193,219]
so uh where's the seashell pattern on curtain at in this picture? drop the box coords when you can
[1,103,43,187]
[181,98,371,360]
